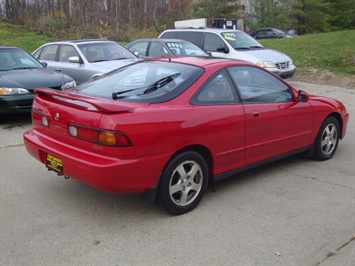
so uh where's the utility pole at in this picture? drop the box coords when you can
[237,0,244,31]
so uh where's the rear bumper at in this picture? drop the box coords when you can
[23,129,167,194]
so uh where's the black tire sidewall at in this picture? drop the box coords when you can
[157,151,209,215]
[313,117,340,161]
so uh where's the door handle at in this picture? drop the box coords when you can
[251,111,261,118]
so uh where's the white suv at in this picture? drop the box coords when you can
[159,28,296,79]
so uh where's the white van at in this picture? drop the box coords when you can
[159,28,296,79]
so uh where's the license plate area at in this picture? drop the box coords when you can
[46,154,63,174]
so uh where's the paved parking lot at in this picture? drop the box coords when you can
[1,82,354,265]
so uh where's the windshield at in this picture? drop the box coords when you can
[0,48,43,71]
[77,60,204,103]
[78,42,137,63]
[165,41,210,56]
[221,32,264,49]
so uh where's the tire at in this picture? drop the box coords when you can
[312,117,340,161]
[156,151,209,215]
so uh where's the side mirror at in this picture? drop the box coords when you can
[68,56,80,63]
[216,46,229,53]
[41,61,48,68]
[298,90,308,102]
[134,51,139,57]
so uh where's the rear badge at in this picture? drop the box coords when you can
[55,113,60,121]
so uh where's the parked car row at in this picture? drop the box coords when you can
[249,28,299,39]
[4,26,348,215]
[2,27,298,115]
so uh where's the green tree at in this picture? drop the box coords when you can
[188,0,239,26]
[328,0,355,30]
[292,0,334,34]
[250,0,295,31]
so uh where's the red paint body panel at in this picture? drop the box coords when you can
[23,57,349,194]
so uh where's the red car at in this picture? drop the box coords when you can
[24,57,349,214]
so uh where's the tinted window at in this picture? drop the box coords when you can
[77,61,204,103]
[148,42,169,57]
[38,45,58,61]
[203,33,226,52]
[227,66,292,103]
[160,31,204,47]
[192,69,239,105]
[59,45,79,62]
[128,41,149,57]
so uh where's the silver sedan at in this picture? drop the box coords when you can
[32,40,140,85]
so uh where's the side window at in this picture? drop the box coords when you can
[203,33,226,52]
[59,45,79,62]
[227,66,293,103]
[148,42,169,57]
[38,45,58,61]
[129,41,149,56]
[191,69,239,105]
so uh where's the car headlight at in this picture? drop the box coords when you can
[61,80,76,90]
[0,88,30,95]
[289,60,294,66]
[256,61,275,68]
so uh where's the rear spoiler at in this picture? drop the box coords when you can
[34,88,135,113]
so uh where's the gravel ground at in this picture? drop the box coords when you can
[289,68,355,89]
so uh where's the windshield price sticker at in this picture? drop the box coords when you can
[167,43,183,48]
[46,154,63,174]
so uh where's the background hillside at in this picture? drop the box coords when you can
[0,22,354,89]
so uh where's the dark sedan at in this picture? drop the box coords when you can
[249,28,299,39]
[125,38,210,58]
[0,46,76,114]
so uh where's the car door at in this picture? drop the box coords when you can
[227,66,314,165]
[36,44,86,84]
[191,69,246,176]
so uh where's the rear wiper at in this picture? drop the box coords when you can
[143,72,180,94]
[112,72,180,100]
[112,88,139,99]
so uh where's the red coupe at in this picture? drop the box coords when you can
[24,57,349,214]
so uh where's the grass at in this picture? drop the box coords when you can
[0,23,53,52]
[259,30,355,76]
[1,22,354,77]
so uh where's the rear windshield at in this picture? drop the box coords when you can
[76,60,204,103]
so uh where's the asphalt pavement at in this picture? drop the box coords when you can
[0,81,354,265]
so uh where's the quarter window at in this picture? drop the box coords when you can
[192,69,239,105]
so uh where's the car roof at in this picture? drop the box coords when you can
[128,38,197,44]
[40,39,117,45]
[148,56,253,68]
[0,46,24,50]
[162,28,243,34]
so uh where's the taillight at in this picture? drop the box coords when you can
[68,123,132,147]
[32,108,49,128]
